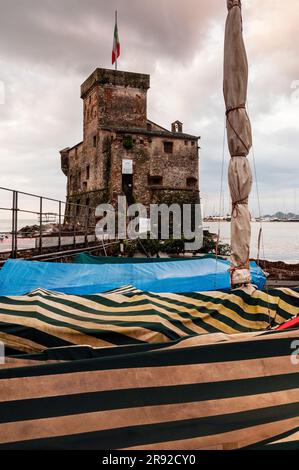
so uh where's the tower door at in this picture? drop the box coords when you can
[122,159,134,205]
[122,174,134,205]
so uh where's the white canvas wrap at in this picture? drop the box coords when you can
[224,0,253,286]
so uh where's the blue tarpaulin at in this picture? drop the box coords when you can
[72,253,210,264]
[0,258,266,295]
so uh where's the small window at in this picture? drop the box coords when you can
[86,165,90,180]
[123,135,133,149]
[187,177,197,189]
[78,171,81,181]
[140,139,144,145]
[184,140,188,146]
[83,182,87,191]
[93,135,97,148]
[191,141,195,147]
[86,198,90,207]
[148,175,163,186]
[163,142,173,154]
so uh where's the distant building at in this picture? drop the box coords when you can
[60,68,200,222]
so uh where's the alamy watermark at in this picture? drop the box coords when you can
[95,196,203,251]
[291,340,299,366]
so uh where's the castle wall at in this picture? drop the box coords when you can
[81,68,149,129]
[60,68,200,225]
[110,132,199,207]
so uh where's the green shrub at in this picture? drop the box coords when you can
[123,135,133,150]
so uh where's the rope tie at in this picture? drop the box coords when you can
[229,260,250,286]
[226,104,250,155]
[228,0,241,11]
[230,263,249,273]
[232,197,248,218]
[226,104,245,116]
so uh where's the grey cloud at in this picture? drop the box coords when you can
[0,0,224,71]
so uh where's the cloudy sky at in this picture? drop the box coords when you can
[0,0,298,216]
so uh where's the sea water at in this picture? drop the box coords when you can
[207,221,299,263]
[0,219,298,263]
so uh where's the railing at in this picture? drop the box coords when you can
[0,186,98,260]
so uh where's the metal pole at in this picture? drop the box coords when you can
[58,201,62,251]
[15,191,18,258]
[11,191,17,259]
[85,206,88,247]
[39,197,43,255]
[11,191,15,258]
[73,205,76,248]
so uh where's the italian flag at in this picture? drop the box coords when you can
[112,15,120,65]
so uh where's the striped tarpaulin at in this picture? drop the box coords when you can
[0,287,298,355]
[0,327,298,449]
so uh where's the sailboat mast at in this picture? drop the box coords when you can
[223,0,253,288]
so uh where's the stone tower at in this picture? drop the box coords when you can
[60,68,200,223]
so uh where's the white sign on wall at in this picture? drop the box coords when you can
[122,159,133,175]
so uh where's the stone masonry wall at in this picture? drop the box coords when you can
[60,68,200,224]
[110,132,200,208]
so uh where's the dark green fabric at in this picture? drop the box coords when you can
[0,286,297,355]
[0,328,298,450]
[72,253,219,265]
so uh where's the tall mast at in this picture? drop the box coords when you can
[223,0,253,289]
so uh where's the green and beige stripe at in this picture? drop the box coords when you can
[0,287,298,354]
[0,327,298,449]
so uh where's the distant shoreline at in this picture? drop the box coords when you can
[204,219,299,223]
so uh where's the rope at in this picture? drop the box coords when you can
[137,237,150,258]
[214,116,227,290]
[228,0,242,10]
[246,101,272,326]
[246,103,266,261]
[232,197,248,218]
[101,237,107,256]
[225,105,250,155]
[257,227,262,264]
[226,104,245,115]
[229,261,250,287]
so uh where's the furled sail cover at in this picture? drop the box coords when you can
[224,0,253,286]
[0,327,298,449]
